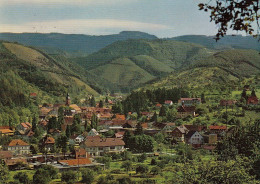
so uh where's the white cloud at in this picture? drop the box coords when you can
[0,19,174,36]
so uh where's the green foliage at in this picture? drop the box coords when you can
[198,0,259,40]
[56,134,68,155]
[95,156,111,169]
[81,168,95,184]
[40,165,58,179]
[128,135,154,153]
[137,153,147,163]
[170,157,258,184]
[216,119,260,179]
[33,168,51,184]
[61,170,76,184]
[13,172,30,184]
[135,164,149,174]
[150,166,161,175]
[134,122,144,135]
[90,96,96,107]
[0,161,9,184]
[121,160,132,172]
[99,100,104,108]
[159,105,167,116]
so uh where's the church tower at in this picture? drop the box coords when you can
[65,93,71,106]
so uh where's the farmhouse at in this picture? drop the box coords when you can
[177,106,196,118]
[81,137,125,156]
[5,139,30,155]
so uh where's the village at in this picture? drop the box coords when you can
[0,84,259,183]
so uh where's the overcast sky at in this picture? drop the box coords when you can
[0,0,241,38]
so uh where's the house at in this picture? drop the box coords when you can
[209,125,227,134]
[48,128,61,136]
[178,98,201,106]
[113,131,125,139]
[114,114,126,121]
[69,104,82,114]
[5,139,30,155]
[81,137,125,156]
[208,134,218,144]
[5,158,28,170]
[75,148,90,159]
[41,136,55,152]
[88,129,99,136]
[177,106,196,118]
[0,126,14,136]
[171,126,189,142]
[164,100,173,106]
[0,151,13,160]
[39,107,52,119]
[69,134,85,145]
[29,92,37,98]
[220,100,236,106]
[57,158,92,170]
[185,131,204,145]
[16,122,32,133]
[155,103,162,108]
[162,123,176,132]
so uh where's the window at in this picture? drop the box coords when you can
[110,146,115,150]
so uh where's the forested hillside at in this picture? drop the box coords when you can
[0,42,101,105]
[74,39,260,92]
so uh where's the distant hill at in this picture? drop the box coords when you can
[73,38,260,92]
[0,41,99,106]
[74,39,215,92]
[0,31,157,56]
[143,49,260,91]
[169,35,260,51]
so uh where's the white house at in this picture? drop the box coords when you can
[5,139,30,155]
[81,137,125,156]
[69,134,85,145]
[88,129,99,136]
[185,131,204,145]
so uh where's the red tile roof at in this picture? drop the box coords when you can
[20,122,31,129]
[29,93,37,97]
[155,103,162,107]
[84,138,125,147]
[8,139,29,146]
[0,151,13,159]
[59,158,92,166]
[5,158,27,166]
[44,137,55,144]
[209,125,227,130]
[177,106,196,112]
[115,114,126,120]
[165,100,173,104]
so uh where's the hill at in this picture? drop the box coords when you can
[0,31,157,56]
[0,41,99,107]
[74,38,260,92]
[169,35,260,51]
[143,49,260,92]
[74,39,215,92]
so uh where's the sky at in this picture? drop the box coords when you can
[0,0,235,38]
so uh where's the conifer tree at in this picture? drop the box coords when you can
[99,100,104,108]
[90,96,96,107]
[134,122,143,135]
